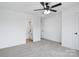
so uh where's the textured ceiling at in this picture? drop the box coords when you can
[0,2,79,15]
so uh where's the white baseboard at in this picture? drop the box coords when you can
[0,41,25,49]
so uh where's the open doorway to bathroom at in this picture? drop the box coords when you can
[26,17,33,44]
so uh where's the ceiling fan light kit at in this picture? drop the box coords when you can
[43,10,51,15]
[34,2,62,15]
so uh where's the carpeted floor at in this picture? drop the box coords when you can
[0,39,79,57]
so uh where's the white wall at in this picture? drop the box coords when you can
[62,4,79,49]
[0,8,27,49]
[0,8,41,49]
[42,13,62,42]
[32,16,41,42]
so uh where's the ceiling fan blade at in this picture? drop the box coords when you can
[51,3,62,8]
[40,2,45,8]
[50,9,57,12]
[34,9,44,11]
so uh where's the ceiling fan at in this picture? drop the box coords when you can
[34,2,62,15]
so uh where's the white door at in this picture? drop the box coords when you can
[73,13,79,50]
[75,13,79,50]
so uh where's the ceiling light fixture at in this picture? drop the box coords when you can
[43,10,51,15]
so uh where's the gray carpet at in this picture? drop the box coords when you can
[0,39,79,57]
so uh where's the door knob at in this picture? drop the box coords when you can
[74,32,78,35]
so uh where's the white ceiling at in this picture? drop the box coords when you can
[0,2,79,15]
